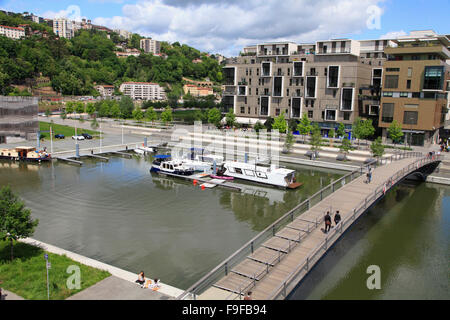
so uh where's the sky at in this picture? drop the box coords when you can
[0,0,448,56]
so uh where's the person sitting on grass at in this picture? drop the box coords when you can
[135,271,145,287]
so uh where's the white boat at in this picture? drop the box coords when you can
[151,159,195,176]
[139,146,155,153]
[221,161,301,189]
[134,148,145,155]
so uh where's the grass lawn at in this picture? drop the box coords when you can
[39,122,100,140]
[0,240,110,300]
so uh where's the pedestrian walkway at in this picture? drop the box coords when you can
[1,289,24,300]
[67,276,172,300]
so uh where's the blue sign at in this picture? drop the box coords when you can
[44,253,48,260]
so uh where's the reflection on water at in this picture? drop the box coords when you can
[289,182,450,300]
[0,156,343,289]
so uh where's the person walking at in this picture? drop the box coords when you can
[244,291,252,300]
[324,211,332,233]
[367,166,373,183]
[334,210,341,226]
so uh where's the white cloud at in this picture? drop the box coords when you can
[93,0,385,56]
[379,30,408,39]
[41,5,86,21]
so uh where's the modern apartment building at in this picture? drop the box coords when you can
[52,18,74,39]
[119,82,166,101]
[378,30,450,146]
[223,40,387,135]
[140,38,161,54]
[0,25,25,39]
[0,96,39,144]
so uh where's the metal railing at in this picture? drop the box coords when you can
[267,153,439,299]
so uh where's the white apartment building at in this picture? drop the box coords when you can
[140,38,161,54]
[119,82,166,100]
[0,25,25,39]
[53,18,74,39]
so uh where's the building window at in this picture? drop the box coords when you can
[423,66,444,90]
[240,106,245,113]
[407,67,413,77]
[308,110,313,118]
[381,103,394,123]
[325,109,337,121]
[343,112,350,121]
[406,80,411,89]
[306,77,317,98]
[340,88,354,111]
[403,111,418,125]
[328,66,339,88]
[275,108,280,116]
[385,75,399,89]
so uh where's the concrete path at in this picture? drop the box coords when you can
[1,289,25,300]
[67,276,172,300]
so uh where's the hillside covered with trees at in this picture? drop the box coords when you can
[0,11,224,99]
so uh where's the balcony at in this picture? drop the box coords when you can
[385,44,450,59]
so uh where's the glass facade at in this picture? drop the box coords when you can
[0,96,38,143]
[423,66,444,90]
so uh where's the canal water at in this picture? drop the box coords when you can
[289,181,450,300]
[0,156,343,290]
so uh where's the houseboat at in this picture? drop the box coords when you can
[220,161,301,189]
[0,147,51,162]
[177,148,225,172]
[150,155,194,176]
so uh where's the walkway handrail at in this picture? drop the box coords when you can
[176,151,423,300]
[266,154,439,300]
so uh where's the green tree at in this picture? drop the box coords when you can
[336,122,346,138]
[352,117,364,149]
[264,117,274,131]
[284,131,295,153]
[160,107,173,124]
[132,107,144,121]
[110,102,121,119]
[225,109,236,128]
[207,107,222,127]
[371,137,385,159]
[86,102,96,117]
[297,113,312,143]
[387,120,403,148]
[65,101,74,114]
[272,114,287,133]
[60,110,67,121]
[339,137,352,158]
[0,185,39,260]
[74,102,85,114]
[310,124,322,155]
[44,108,51,117]
[254,121,265,133]
[119,96,134,119]
[145,107,158,123]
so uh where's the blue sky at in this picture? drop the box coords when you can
[0,0,448,55]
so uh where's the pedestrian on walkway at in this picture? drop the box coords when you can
[324,211,332,233]
[334,210,341,226]
[244,291,252,300]
[367,166,372,183]
[135,271,145,287]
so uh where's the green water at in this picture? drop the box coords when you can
[0,156,342,289]
[289,182,450,300]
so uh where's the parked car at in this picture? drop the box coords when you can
[81,133,93,139]
[55,134,65,139]
[72,135,85,140]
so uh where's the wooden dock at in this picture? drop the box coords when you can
[56,157,83,166]
[157,171,243,191]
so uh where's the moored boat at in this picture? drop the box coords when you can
[0,147,51,162]
[220,161,300,188]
